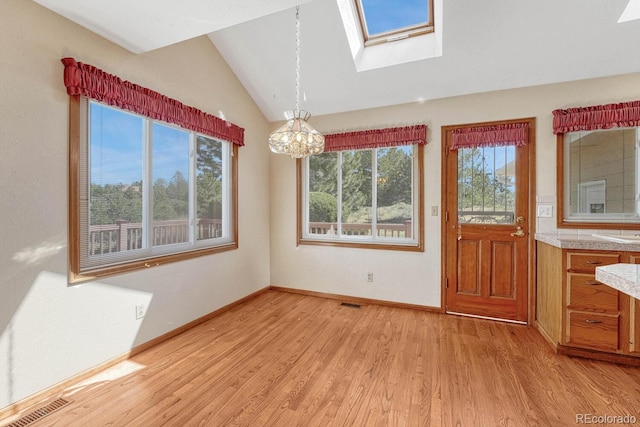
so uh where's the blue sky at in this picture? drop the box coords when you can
[90,103,144,186]
[361,0,428,35]
[90,102,189,185]
[152,123,189,184]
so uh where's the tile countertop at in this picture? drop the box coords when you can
[596,264,640,300]
[535,233,640,252]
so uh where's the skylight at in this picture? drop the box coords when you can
[337,0,442,71]
[357,0,433,46]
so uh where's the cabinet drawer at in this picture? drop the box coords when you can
[568,311,619,352]
[568,274,620,312]
[566,252,621,273]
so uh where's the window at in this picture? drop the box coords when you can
[553,99,640,228]
[356,0,434,46]
[299,135,424,251]
[69,98,237,282]
[62,57,243,283]
[560,127,640,224]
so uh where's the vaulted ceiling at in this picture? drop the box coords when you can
[34,0,640,122]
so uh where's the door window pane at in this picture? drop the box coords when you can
[457,146,515,224]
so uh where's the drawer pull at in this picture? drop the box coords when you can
[585,260,602,265]
[585,319,602,324]
[586,281,601,286]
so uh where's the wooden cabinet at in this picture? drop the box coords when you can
[567,274,619,312]
[564,250,622,352]
[567,311,619,352]
[536,242,640,364]
[629,298,640,356]
[625,253,640,356]
[566,251,621,272]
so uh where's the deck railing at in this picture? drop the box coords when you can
[308,221,412,238]
[458,211,514,224]
[89,218,222,255]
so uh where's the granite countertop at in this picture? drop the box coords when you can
[596,264,640,299]
[535,233,640,252]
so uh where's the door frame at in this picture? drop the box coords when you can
[440,117,537,324]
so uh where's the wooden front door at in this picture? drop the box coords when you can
[443,119,535,323]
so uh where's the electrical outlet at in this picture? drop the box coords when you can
[431,205,439,216]
[537,205,553,218]
[135,304,146,320]
[367,272,374,282]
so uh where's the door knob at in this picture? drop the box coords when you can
[510,227,525,237]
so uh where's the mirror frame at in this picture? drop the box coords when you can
[556,132,640,229]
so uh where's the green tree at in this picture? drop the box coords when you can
[377,147,412,208]
[197,171,222,220]
[166,171,189,218]
[341,150,372,221]
[153,178,175,220]
[90,182,142,225]
[457,148,513,214]
[309,152,338,196]
[197,136,222,178]
[309,192,337,222]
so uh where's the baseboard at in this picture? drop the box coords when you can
[0,286,270,421]
[557,344,640,367]
[270,285,443,313]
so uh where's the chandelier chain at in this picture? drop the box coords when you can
[295,5,300,113]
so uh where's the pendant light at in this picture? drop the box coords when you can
[268,6,325,158]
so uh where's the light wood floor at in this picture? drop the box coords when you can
[6,290,640,426]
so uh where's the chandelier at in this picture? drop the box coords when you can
[268,6,324,158]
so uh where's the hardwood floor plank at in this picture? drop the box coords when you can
[4,290,640,427]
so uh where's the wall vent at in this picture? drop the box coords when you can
[5,398,71,427]
[340,302,362,308]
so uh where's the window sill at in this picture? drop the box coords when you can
[298,238,423,252]
[69,242,238,284]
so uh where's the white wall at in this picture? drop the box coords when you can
[269,73,640,308]
[0,0,272,409]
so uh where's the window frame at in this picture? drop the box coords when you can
[68,96,238,283]
[355,0,434,47]
[296,144,424,251]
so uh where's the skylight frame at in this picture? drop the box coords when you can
[355,0,434,46]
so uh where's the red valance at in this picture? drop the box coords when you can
[450,122,528,150]
[323,125,427,153]
[61,57,244,146]
[552,101,640,134]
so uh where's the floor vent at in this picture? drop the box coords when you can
[340,302,362,308]
[6,398,71,427]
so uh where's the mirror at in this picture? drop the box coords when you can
[559,127,640,227]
